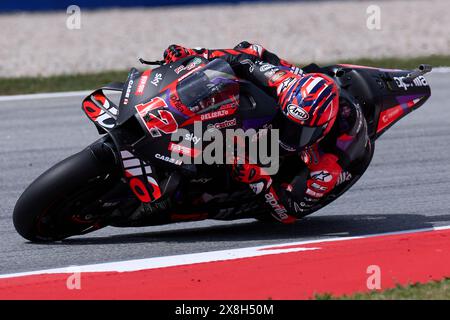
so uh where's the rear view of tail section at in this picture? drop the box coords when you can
[322,64,431,140]
[375,66,431,136]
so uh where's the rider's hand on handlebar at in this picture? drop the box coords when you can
[163,44,195,64]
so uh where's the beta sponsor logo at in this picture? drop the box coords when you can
[200,109,230,121]
[150,73,162,86]
[287,104,309,121]
[155,153,183,166]
[394,76,428,91]
[123,79,134,105]
[135,73,150,95]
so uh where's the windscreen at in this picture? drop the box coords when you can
[176,59,240,115]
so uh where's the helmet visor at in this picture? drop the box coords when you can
[279,120,325,150]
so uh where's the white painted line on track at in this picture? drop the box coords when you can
[0,90,93,102]
[0,90,121,102]
[0,246,320,280]
[1,224,449,280]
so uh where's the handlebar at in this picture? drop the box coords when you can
[138,58,165,66]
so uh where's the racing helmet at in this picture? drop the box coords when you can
[277,73,339,151]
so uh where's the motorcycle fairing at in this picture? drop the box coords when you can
[116,57,209,126]
[117,148,161,203]
[126,59,242,171]
[376,93,428,134]
[82,86,121,133]
[322,64,431,140]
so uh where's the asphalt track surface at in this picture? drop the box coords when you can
[1,72,449,275]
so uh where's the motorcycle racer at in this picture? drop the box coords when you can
[12,40,432,241]
[162,42,371,223]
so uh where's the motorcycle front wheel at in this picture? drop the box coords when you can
[13,138,122,242]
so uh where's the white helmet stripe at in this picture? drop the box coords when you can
[305,77,323,94]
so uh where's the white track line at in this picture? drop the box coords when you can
[1,224,449,280]
[0,246,320,280]
[0,67,449,102]
[0,90,122,102]
[0,90,93,102]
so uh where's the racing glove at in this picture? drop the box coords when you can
[232,161,273,195]
[163,44,196,64]
[231,159,296,224]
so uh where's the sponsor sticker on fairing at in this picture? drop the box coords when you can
[155,153,183,166]
[135,97,179,137]
[135,70,151,95]
[168,142,201,158]
[200,109,230,121]
[150,73,163,86]
[207,118,237,131]
[184,133,202,145]
[174,57,203,74]
[123,79,134,104]
[394,75,428,91]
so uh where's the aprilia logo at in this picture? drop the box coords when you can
[264,192,288,217]
[394,76,428,91]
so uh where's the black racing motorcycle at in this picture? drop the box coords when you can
[13,56,432,241]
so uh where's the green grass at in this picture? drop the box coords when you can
[1,55,449,96]
[0,70,130,96]
[315,278,450,300]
